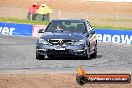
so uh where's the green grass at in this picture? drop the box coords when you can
[0,17,132,30]
[93,25,132,30]
[0,17,49,25]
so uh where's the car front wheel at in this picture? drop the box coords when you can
[86,47,90,60]
[36,51,45,60]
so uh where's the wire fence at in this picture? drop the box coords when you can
[0,6,132,29]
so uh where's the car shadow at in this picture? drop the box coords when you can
[96,54,103,58]
[89,54,103,60]
[38,54,103,60]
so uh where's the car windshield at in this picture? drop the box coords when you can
[45,20,86,33]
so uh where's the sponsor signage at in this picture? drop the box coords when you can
[32,26,132,44]
[0,22,32,36]
[0,22,132,45]
[95,29,132,44]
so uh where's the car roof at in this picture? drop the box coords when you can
[52,19,86,22]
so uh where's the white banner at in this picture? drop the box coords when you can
[32,25,46,37]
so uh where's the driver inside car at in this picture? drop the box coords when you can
[56,24,63,31]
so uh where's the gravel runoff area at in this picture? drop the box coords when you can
[0,35,132,88]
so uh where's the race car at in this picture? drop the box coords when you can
[36,19,97,60]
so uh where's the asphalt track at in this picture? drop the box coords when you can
[0,35,132,74]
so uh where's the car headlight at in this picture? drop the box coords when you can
[73,40,85,45]
[39,39,48,45]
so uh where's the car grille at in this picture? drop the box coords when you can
[48,39,73,45]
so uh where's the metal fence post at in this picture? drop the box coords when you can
[116,14,119,29]
[86,13,88,21]
[31,13,32,21]
[58,10,61,19]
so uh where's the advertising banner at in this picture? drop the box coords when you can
[95,29,132,44]
[32,26,132,44]
[0,22,32,36]
[1,22,132,45]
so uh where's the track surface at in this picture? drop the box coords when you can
[0,35,132,73]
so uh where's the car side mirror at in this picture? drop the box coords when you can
[38,29,44,33]
[89,30,95,35]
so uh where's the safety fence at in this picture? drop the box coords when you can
[0,22,132,44]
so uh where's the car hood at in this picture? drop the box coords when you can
[41,32,86,40]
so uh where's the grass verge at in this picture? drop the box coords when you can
[93,25,132,30]
[0,17,49,25]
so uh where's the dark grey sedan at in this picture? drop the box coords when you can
[36,19,97,60]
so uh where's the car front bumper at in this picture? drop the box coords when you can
[36,44,87,57]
